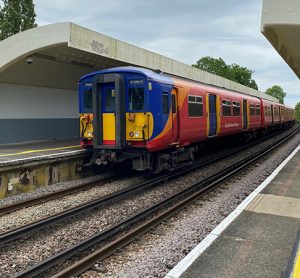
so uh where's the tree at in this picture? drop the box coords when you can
[265,85,286,104]
[0,0,37,41]
[295,102,300,121]
[193,56,258,90]
[228,63,258,90]
[193,57,231,79]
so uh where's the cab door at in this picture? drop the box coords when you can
[171,88,179,143]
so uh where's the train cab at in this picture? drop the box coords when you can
[79,67,177,170]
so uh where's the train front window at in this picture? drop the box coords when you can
[83,88,92,112]
[129,87,144,111]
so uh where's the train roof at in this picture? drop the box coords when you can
[79,66,173,85]
[79,67,293,109]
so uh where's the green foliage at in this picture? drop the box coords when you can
[295,102,300,121]
[0,0,37,41]
[265,85,286,104]
[192,56,258,90]
[229,63,258,90]
[193,57,230,79]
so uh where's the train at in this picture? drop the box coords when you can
[79,67,295,173]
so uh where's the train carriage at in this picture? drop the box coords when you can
[79,66,294,172]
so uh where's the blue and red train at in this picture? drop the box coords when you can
[79,67,295,172]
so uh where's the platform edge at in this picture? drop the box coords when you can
[165,144,300,278]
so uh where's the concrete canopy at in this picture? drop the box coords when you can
[0,22,278,101]
[262,0,300,79]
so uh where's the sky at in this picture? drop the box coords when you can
[33,0,299,107]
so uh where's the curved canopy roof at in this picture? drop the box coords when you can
[0,22,278,102]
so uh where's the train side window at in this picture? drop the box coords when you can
[233,101,240,116]
[162,93,169,114]
[250,104,255,116]
[222,100,231,116]
[256,104,261,116]
[188,95,203,117]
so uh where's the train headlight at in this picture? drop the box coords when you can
[129,131,134,137]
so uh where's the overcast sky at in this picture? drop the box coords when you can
[34,0,299,107]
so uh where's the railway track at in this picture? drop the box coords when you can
[1,126,291,245]
[0,175,114,216]
[0,143,249,245]
[0,125,292,218]
[10,125,299,278]
[0,125,291,217]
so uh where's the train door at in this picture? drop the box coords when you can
[93,73,125,149]
[102,82,116,144]
[271,105,274,124]
[279,107,282,122]
[242,99,248,130]
[171,88,179,143]
[208,94,217,136]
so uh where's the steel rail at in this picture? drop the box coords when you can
[14,125,300,278]
[0,124,291,217]
[1,128,275,245]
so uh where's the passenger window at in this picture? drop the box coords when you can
[188,95,203,117]
[129,87,144,110]
[250,104,255,116]
[233,101,240,116]
[222,100,231,116]
[105,88,115,111]
[162,93,169,114]
[256,104,261,116]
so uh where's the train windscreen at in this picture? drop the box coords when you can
[83,87,93,113]
[129,87,144,111]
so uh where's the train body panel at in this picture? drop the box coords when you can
[78,66,295,172]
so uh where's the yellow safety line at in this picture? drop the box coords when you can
[293,247,300,278]
[0,145,80,157]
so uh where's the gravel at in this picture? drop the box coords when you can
[0,126,299,278]
[0,175,146,233]
[80,130,300,278]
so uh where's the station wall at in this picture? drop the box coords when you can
[0,83,79,144]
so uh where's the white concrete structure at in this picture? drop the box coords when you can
[0,22,278,143]
[262,0,300,78]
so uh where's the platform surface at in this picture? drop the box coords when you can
[0,138,83,164]
[167,147,300,278]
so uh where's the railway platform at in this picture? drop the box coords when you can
[0,138,82,163]
[166,145,300,278]
[0,138,91,199]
